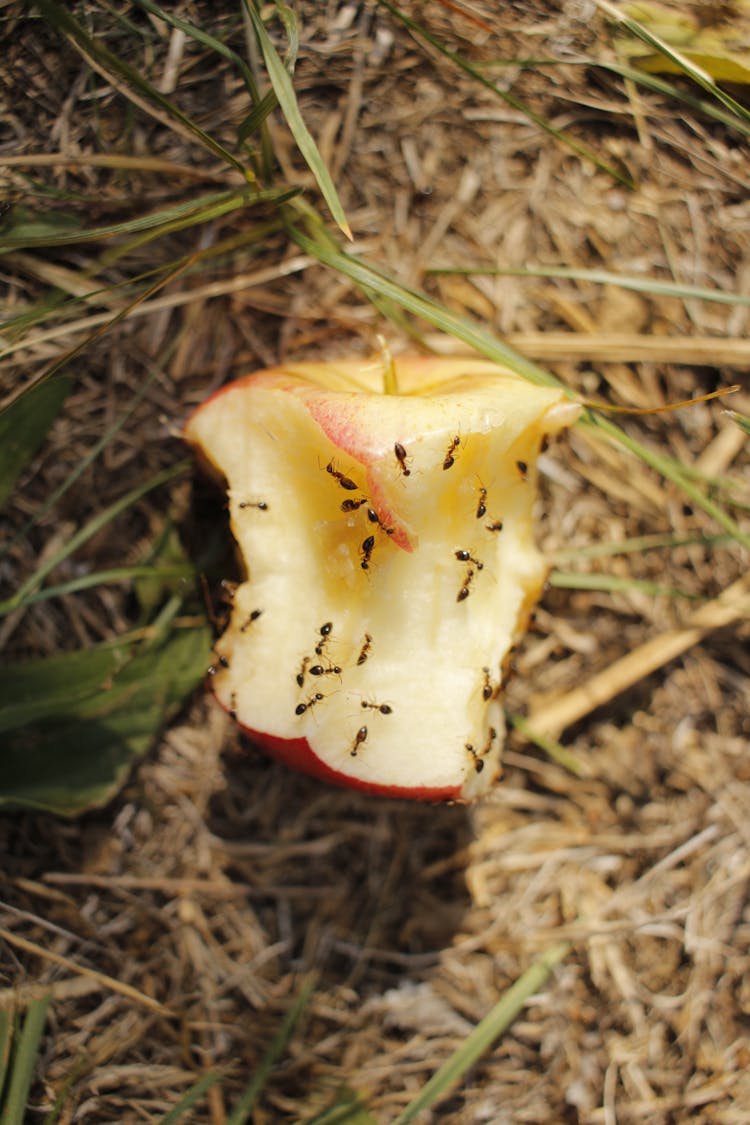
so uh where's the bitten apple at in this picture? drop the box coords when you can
[184,355,579,801]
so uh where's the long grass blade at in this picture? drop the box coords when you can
[36,0,249,175]
[8,461,190,612]
[1,996,51,1125]
[376,0,633,188]
[0,565,195,618]
[391,943,571,1124]
[225,976,316,1124]
[549,570,698,600]
[596,0,750,126]
[428,264,750,309]
[505,712,586,776]
[245,3,352,238]
[158,1071,224,1124]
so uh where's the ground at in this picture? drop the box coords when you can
[1,1,749,1122]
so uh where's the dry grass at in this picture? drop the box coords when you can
[1,1,749,1121]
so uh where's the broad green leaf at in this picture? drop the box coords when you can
[0,625,211,816]
[0,377,72,509]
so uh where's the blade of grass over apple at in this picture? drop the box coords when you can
[36,0,250,177]
[428,264,750,309]
[0,376,72,509]
[376,0,634,189]
[244,2,352,239]
[288,219,750,552]
[391,943,571,1124]
[0,997,50,1125]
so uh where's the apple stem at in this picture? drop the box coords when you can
[377,334,399,395]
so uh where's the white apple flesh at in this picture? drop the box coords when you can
[184,355,579,801]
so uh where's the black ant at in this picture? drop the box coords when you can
[367,508,394,536]
[309,662,342,677]
[295,692,324,716]
[476,485,487,519]
[481,667,493,702]
[326,461,359,491]
[240,608,263,633]
[394,442,411,476]
[350,725,368,756]
[443,434,460,470]
[516,460,528,481]
[455,549,483,571]
[540,434,550,454]
[465,743,484,773]
[208,650,230,674]
[296,655,310,687]
[314,622,333,656]
[357,633,372,665]
[341,497,369,512]
[361,700,392,715]
[486,520,503,533]
[457,569,476,603]
[239,499,268,510]
[229,691,238,720]
[360,534,375,570]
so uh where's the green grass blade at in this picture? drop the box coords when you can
[505,712,586,776]
[0,1005,13,1105]
[376,0,633,188]
[0,564,196,618]
[597,0,750,126]
[549,570,698,600]
[428,263,750,309]
[0,376,72,509]
[298,1087,377,1125]
[245,3,352,238]
[159,1071,224,1124]
[36,0,249,176]
[726,409,750,437]
[0,188,268,253]
[225,976,316,1124]
[553,531,733,565]
[1,996,51,1125]
[391,943,571,1124]
[8,461,190,612]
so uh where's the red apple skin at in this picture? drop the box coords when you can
[238,723,462,803]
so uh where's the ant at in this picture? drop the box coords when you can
[394,442,411,476]
[357,633,372,665]
[314,622,333,656]
[341,497,369,513]
[476,484,487,520]
[457,568,477,603]
[296,655,310,687]
[367,507,394,536]
[208,650,230,674]
[361,700,392,715]
[240,608,263,633]
[295,692,324,716]
[486,520,503,533]
[309,662,342,677]
[455,549,483,571]
[239,499,268,510]
[516,460,528,481]
[465,743,484,774]
[326,461,359,491]
[229,691,238,720]
[443,434,460,471]
[360,534,375,570]
[350,725,368,756]
[481,667,493,702]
